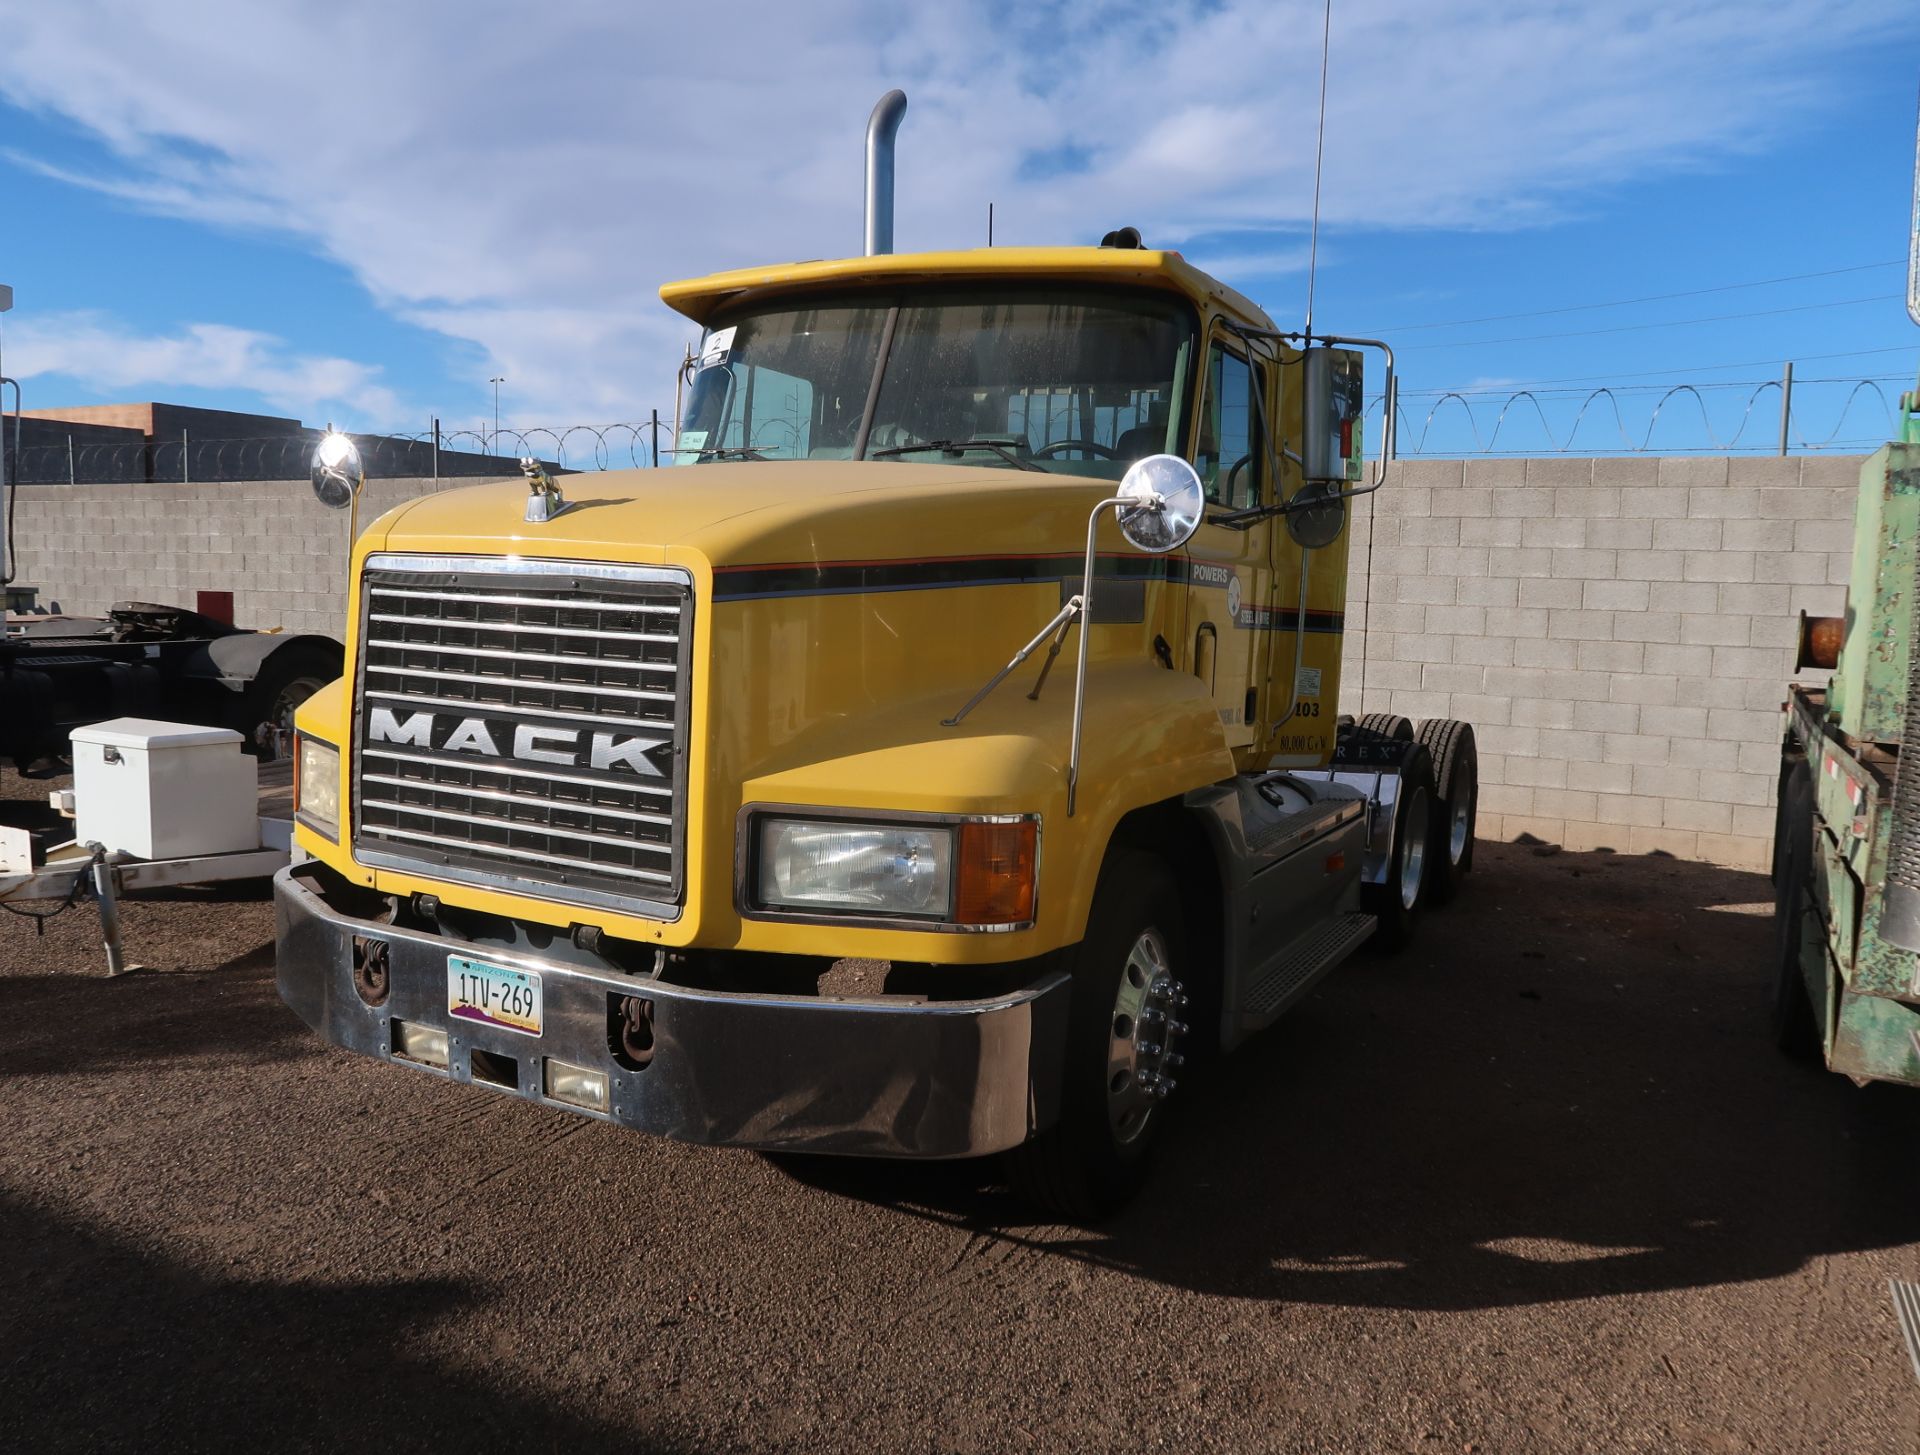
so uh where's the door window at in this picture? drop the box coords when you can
[1195,343,1264,509]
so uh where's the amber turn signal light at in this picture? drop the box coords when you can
[953,820,1038,926]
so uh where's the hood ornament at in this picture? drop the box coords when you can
[521,457,568,522]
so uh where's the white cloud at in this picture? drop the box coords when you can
[3,312,403,424]
[0,0,1904,426]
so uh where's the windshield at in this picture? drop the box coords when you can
[677,288,1195,479]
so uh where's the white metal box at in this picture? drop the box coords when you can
[70,718,259,860]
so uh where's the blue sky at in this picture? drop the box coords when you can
[0,0,1914,460]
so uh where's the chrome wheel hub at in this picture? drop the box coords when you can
[1447,791,1470,865]
[1106,928,1188,1145]
[1400,786,1430,911]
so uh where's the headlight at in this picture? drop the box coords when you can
[296,734,341,839]
[757,818,952,916]
[747,813,1038,928]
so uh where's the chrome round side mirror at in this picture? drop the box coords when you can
[310,430,364,510]
[1115,454,1204,554]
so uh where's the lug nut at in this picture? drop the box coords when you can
[1135,1069,1157,1088]
[1140,1007,1165,1027]
[1170,1021,1190,1038]
[1138,1041,1161,1059]
[1155,1081,1174,1098]
[1166,1053,1186,1071]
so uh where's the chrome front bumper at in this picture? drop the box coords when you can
[273,864,1070,1158]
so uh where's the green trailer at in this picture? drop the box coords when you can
[1773,381,1920,1083]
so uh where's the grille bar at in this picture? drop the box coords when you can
[363,662,676,703]
[361,744,674,799]
[367,612,677,645]
[370,585,681,615]
[360,798,676,855]
[352,555,693,917]
[362,823,674,885]
[363,688,655,730]
[361,772,673,827]
[360,638,679,674]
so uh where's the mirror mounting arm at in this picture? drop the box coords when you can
[1223,322,1397,500]
[940,454,1205,818]
[942,494,1130,817]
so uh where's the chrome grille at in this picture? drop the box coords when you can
[351,554,693,918]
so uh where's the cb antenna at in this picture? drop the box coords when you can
[1302,0,1332,340]
[1907,74,1919,328]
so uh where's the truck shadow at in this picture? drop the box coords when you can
[0,1192,653,1452]
[776,843,1920,1310]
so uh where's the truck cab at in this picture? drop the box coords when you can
[277,241,1474,1215]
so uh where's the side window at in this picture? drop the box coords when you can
[1195,343,1263,508]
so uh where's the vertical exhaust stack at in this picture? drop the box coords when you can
[864,90,908,256]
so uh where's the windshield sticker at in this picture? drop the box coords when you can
[679,429,709,453]
[698,326,737,370]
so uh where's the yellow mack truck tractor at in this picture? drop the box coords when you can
[276,126,1478,1217]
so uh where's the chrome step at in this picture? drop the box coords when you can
[1239,912,1375,1028]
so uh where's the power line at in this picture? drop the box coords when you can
[1364,259,1906,334]
[1396,293,1902,350]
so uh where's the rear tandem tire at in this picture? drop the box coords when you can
[1355,712,1415,745]
[1005,851,1188,1222]
[1416,719,1478,905]
[1771,758,1821,1061]
[1363,744,1436,952]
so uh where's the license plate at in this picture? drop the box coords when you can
[447,956,543,1037]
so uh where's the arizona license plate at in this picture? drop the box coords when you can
[447,956,543,1037]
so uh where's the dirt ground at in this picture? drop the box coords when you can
[4,763,1919,1454]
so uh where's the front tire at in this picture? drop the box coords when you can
[1006,851,1188,1221]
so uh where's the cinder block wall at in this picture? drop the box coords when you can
[1340,456,1861,870]
[8,478,512,636]
[10,459,1864,870]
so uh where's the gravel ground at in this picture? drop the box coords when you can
[4,764,1919,1453]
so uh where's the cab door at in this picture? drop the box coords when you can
[1183,331,1274,757]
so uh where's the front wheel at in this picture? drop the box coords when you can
[1006,851,1189,1221]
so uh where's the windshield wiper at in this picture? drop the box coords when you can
[868,437,1046,472]
[674,444,770,461]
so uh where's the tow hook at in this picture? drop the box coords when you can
[613,995,656,1070]
[352,936,391,1006]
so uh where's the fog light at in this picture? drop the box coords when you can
[544,1057,610,1113]
[391,1018,449,1069]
